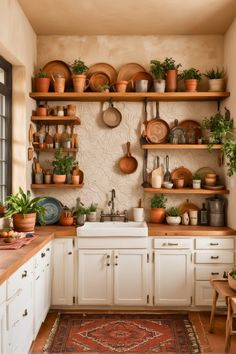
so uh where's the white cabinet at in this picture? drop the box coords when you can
[52,238,74,306]
[6,258,34,354]
[194,237,234,306]
[33,241,52,337]
[153,238,193,306]
[0,282,6,354]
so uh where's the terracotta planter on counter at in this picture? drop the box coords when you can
[13,213,36,232]
[150,208,166,224]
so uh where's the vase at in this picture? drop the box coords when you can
[165,70,177,92]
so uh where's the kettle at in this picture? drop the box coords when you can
[207,196,226,227]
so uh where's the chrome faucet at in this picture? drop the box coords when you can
[108,189,116,214]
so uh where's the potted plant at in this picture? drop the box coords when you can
[34,69,50,93]
[162,57,182,92]
[98,82,110,92]
[228,267,236,291]
[87,203,98,222]
[70,58,88,92]
[52,150,75,184]
[5,187,46,232]
[204,67,226,92]
[150,60,166,92]
[150,194,167,224]
[202,112,233,148]
[179,68,201,92]
[73,206,87,226]
[59,207,74,226]
[166,207,181,225]
[222,138,236,177]
[192,173,201,189]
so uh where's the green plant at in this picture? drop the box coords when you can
[88,203,98,212]
[202,112,233,145]
[70,59,88,75]
[5,187,46,222]
[98,82,110,92]
[204,68,226,79]
[35,68,48,78]
[192,173,201,180]
[150,194,167,209]
[150,60,165,80]
[229,267,236,280]
[222,138,236,176]
[52,150,75,175]
[167,207,181,217]
[162,57,182,71]
[179,68,201,81]
[72,206,87,216]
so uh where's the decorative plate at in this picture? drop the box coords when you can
[145,119,170,144]
[43,60,72,90]
[178,120,202,143]
[88,71,110,92]
[37,197,63,225]
[195,167,216,184]
[87,63,117,85]
[117,63,147,91]
[171,167,193,187]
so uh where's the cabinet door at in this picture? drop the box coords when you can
[114,250,148,306]
[34,269,44,337]
[154,250,192,306]
[78,250,112,305]
[0,301,6,354]
[52,239,74,305]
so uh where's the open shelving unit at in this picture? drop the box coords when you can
[31,183,84,189]
[143,187,229,195]
[141,144,223,150]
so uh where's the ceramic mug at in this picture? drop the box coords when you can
[133,208,144,222]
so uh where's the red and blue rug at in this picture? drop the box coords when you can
[45,313,201,353]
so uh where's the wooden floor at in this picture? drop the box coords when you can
[31,311,236,353]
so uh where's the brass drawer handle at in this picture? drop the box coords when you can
[22,270,27,278]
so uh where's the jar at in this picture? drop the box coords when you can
[57,106,64,116]
[67,104,76,116]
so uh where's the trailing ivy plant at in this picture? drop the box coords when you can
[222,139,236,176]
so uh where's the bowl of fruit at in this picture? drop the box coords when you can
[0,228,16,243]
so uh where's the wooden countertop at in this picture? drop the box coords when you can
[148,224,236,236]
[35,225,77,237]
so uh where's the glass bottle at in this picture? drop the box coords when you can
[199,203,208,226]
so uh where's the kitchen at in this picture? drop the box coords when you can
[1,0,236,353]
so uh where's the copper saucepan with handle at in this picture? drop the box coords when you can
[102,100,122,128]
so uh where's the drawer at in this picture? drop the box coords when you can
[195,265,232,280]
[7,286,32,329]
[7,258,33,299]
[154,238,193,249]
[0,282,6,304]
[195,250,234,264]
[195,238,234,250]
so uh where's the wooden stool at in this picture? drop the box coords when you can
[209,279,236,353]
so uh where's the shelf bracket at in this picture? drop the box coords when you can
[217,100,221,112]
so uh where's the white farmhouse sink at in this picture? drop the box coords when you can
[77,221,148,237]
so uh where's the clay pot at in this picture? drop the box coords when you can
[208,78,225,92]
[165,70,177,92]
[59,211,74,226]
[114,81,128,93]
[150,208,166,224]
[67,104,76,116]
[153,79,166,92]
[53,77,65,93]
[184,79,198,92]
[36,106,47,116]
[34,77,50,93]
[173,177,185,188]
[53,174,66,184]
[72,74,88,92]
[12,213,36,232]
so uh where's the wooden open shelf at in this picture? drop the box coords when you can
[142,144,222,150]
[34,148,78,152]
[31,116,81,125]
[29,92,230,102]
[31,183,83,189]
[143,187,229,195]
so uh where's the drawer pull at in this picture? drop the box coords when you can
[22,309,28,317]
[106,255,110,259]
[107,263,110,267]
[168,243,178,246]
[36,275,40,281]
[46,248,50,251]
[22,270,27,278]
[68,252,72,255]
[115,263,118,266]
[211,256,219,259]
[211,272,219,275]
[210,243,219,246]
[41,252,46,258]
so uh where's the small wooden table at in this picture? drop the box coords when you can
[209,279,236,353]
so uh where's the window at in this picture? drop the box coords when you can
[0,56,12,200]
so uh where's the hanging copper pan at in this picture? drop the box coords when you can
[145,102,170,144]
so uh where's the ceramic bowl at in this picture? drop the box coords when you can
[205,177,216,186]
[163,182,173,189]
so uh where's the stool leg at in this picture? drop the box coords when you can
[209,289,219,333]
[225,298,232,353]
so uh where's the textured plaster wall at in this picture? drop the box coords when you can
[0,0,37,192]
[37,35,224,220]
[224,17,236,229]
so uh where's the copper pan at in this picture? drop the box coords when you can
[119,142,138,174]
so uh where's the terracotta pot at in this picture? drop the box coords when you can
[72,74,88,92]
[53,77,65,93]
[12,213,36,232]
[114,81,128,92]
[173,177,185,188]
[36,106,47,116]
[184,79,198,92]
[34,77,50,93]
[150,208,166,224]
[59,212,74,226]
[165,70,177,92]
[53,174,66,184]
[208,78,225,92]
[67,104,76,116]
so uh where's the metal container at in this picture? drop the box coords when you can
[207,197,225,213]
[135,80,148,92]
[209,212,225,227]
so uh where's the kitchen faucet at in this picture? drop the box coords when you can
[100,188,128,222]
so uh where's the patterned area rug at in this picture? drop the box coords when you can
[44,313,201,353]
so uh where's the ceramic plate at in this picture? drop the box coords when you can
[117,63,147,91]
[43,60,72,90]
[87,63,117,85]
[37,197,63,225]
[195,167,216,183]
[171,167,193,187]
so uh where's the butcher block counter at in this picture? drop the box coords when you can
[148,224,236,236]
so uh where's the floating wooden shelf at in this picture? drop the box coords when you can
[31,183,83,189]
[29,92,230,102]
[143,187,229,195]
[31,116,81,125]
[141,144,222,150]
[34,148,78,152]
